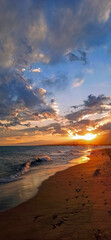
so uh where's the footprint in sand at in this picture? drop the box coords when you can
[33,215,41,222]
[108,210,111,216]
[75,196,78,199]
[75,188,81,193]
[52,214,58,220]
[66,198,69,202]
[94,229,105,240]
[52,217,66,229]
[82,203,86,207]
[93,169,101,177]
[104,199,107,205]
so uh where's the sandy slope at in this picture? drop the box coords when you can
[0,148,111,240]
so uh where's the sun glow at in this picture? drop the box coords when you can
[68,130,97,141]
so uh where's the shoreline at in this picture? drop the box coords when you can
[0,147,111,240]
[0,147,90,213]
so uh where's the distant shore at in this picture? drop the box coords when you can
[0,147,111,240]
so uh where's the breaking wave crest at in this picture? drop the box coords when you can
[0,156,50,185]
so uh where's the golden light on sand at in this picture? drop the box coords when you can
[68,130,97,141]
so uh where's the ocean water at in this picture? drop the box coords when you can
[0,145,109,212]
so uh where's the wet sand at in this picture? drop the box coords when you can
[0,148,111,240]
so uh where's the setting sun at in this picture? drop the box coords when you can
[68,131,97,141]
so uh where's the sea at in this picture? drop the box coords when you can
[0,145,109,212]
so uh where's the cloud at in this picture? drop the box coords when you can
[51,98,55,104]
[0,0,50,68]
[0,0,110,69]
[1,94,110,142]
[21,68,26,72]
[0,70,57,124]
[98,122,111,131]
[46,0,111,61]
[33,105,57,121]
[89,0,111,23]
[38,88,46,97]
[0,1,111,143]
[66,94,111,122]
[72,78,84,88]
[86,68,94,74]
[30,68,41,73]
[42,74,68,91]
[67,50,87,64]
[84,94,109,107]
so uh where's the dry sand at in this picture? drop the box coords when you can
[0,148,111,240]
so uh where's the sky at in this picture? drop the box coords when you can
[0,0,111,146]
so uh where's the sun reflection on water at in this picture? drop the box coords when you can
[69,148,91,166]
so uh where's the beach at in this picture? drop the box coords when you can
[0,147,111,240]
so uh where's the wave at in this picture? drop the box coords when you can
[0,156,50,185]
[51,150,71,156]
[30,156,50,166]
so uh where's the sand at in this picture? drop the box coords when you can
[0,148,111,240]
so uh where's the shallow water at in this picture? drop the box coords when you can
[0,145,109,211]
